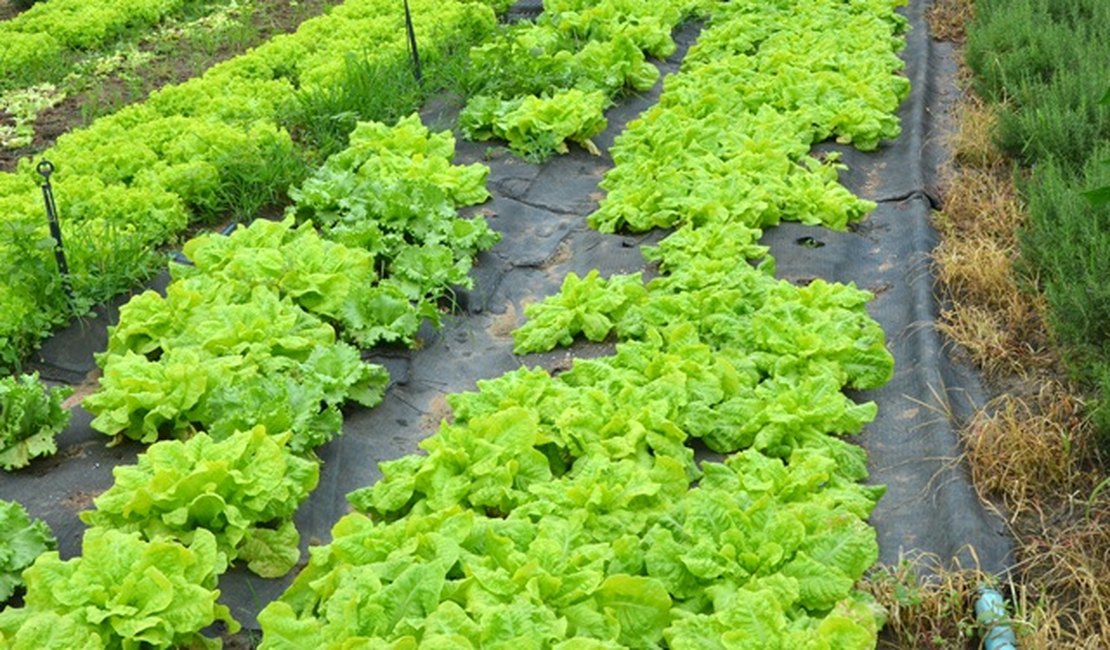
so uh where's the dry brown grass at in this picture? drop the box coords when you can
[1002,492,1110,647]
[964,382,1090,510]
[927,0,975,43]
[867,9,1110,648]
[866,558,984,649]
[948,96,1007,172]
[932,96,1053,380]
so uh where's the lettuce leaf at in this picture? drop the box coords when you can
[0,499,56,603]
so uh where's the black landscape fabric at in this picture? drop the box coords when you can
[1,0,1012,628]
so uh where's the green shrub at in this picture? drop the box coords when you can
[968,0,1110,449]
[965,0,1110,168]
[1020,137,1110,447]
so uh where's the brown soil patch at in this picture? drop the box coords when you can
[487,302,520,338]
[420,393,454,431]
[62,368,102,410]
[60,489,97,512]
[540,240,572,269]
[59,440,100,462]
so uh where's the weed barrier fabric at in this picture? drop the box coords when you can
[1,0,1012,631]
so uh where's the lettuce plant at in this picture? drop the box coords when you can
[81,426,319,578]
[0,373,73,471]
[0,528,236,649]
[285,114,499,346]
[84,282,388,450]
[0,499,56,603]
[459,0,707,162]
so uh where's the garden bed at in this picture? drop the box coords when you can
[1,0,1015,645]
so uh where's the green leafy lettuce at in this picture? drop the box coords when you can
[0,372,73,470]
[461,89,610,162]
[81,426,319,578]
[458,0,708,162]
[287,114,499,346]
[261,448,883,648]
[0,528,237,649]
[258,0,908,646]
[84,283,388,451]
[0,499,56,603]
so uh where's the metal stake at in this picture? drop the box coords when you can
[403,0,423,84]
[36,160,73,304]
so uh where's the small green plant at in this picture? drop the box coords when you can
[0,83,64,148]
[0,373,73,471]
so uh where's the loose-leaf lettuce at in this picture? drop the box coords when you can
[287,115,499,346]
[85,285,388,451]
[458,0,706,161]
[0,499,56,603]
[81,426,319,578]
[259,0,907,646]
[0,373,73,470]
[0,528,237,649]
[461,89,610,163]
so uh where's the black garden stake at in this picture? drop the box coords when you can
[403,0,423,84]
[36,160,73,304]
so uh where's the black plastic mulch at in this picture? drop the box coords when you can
[0,0,1011,630]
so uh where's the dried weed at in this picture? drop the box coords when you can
[897,9,1110,646]
[926,0,975,43]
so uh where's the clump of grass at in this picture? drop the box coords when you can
[864,554,996,649]
[1009,496,1110,646]
[965,382,1090,509]
[280,21,478,161]
[947,96,1007,173]
[284,54,425,161]
[932,96,1051,380]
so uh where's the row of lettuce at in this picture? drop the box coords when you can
[0,0,728,644]
[0,0,510,371]
[0,111,502,649]
[0,0,239,90]
[256,0,909,646]
[0,0,910,646]
[0,0,706,372]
